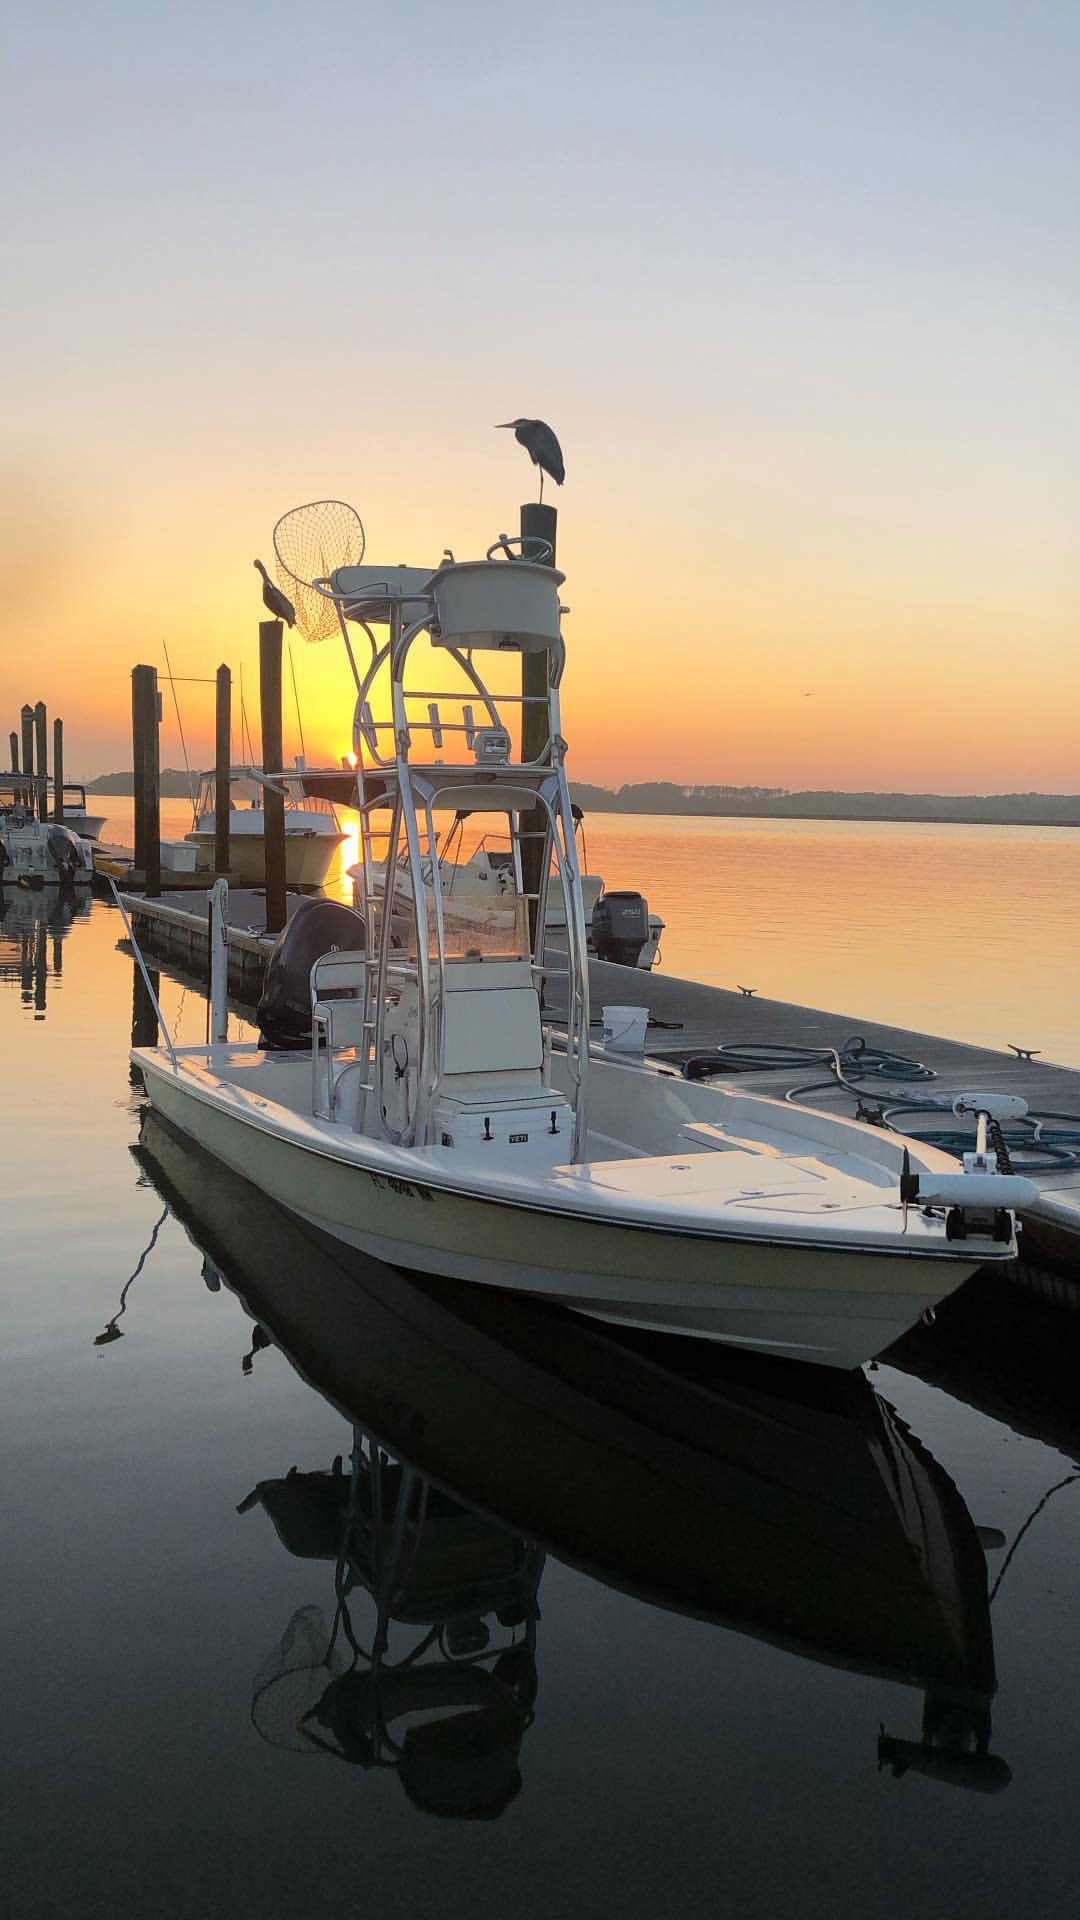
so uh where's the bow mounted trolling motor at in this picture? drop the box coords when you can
[899,1093,1038,1242]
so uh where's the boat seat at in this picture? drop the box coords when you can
[311,950,370,1117]
[438,961,545,1092]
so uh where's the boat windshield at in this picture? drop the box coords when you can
[394,893,532,962]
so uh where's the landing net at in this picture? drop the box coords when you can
[273,500,366,643]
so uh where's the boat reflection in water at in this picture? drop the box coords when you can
[133,1109,1011,1814]
[0,883,91,1019]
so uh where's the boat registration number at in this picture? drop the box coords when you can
[368,1172,434,1202]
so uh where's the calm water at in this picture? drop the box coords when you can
[104,801,1080,1067]
[4,883,1080,1917]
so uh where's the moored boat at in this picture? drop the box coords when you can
[133,497,1035,1367]
[184,765,346,889]
[133,1109,1010,1797]
[0,777,94,887]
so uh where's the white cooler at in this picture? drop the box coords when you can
[433,1088,573,1169]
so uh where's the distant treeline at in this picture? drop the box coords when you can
[85,769,1080,827]
[569,781,1080,827]
[86,769,196,797]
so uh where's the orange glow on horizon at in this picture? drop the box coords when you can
[4,443,1077,800]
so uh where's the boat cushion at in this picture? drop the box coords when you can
[442,985,543,1077]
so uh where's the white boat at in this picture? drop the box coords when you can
[133,506,1035,1368]
[0,779,94,887]
[184,765,346,889]
[46,782,107,842]
[351,818,664,968]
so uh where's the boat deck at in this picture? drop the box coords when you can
[577,959,1080,1286]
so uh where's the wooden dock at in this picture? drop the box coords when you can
[118,886,306,994]
[115,887,1080,1280]
[93,845,233,892]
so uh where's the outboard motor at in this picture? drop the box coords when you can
[591,891,650,968]
[257,898,367,1050]
[47,825,85,879]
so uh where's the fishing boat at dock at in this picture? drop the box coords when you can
[183,764,346,889]
[0,776,94,888]
[133,1109,1010,1797]
[132,498,1036,1368]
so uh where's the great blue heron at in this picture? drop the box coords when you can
[254,558,296,628]
[495,418,565,502]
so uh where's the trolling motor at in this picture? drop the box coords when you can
[900,1093,1038,1241]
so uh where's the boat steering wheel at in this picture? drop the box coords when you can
[485,534,554,565]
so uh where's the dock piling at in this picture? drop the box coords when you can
[259,620,287,933]
[519,501,559,935]
[215,664,231,881]
[34,702,48,820]
[53,718,64,822]
[132,665,161,899]
[20,705,34,810]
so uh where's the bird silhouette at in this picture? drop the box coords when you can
[737,985,757,997]
[254,559,295,628]
[495,418,565,502]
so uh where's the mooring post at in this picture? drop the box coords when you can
[53,718,64,822]
[131,665,161,898]
[259,620,287,933]
[130,953,162,1072]
[519,502,559,938]
[208,876,229,1042]
[215,663,231,880]
[20,705,34,812]
[34,702,48,821]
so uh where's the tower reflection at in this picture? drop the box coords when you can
[242,1427,542,1817]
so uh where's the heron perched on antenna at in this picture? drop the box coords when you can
[253,559,295,628]
[495,418,565,502]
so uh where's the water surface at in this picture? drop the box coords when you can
[4,889,1080,1917]
[102,800,1080,1066]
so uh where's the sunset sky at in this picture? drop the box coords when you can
[3,0,1077,793]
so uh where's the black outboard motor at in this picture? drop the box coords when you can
[256,897,367,1050]
[47,825,85,879]
[591,891,650,968]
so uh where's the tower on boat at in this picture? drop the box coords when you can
[132,498,1035,1368]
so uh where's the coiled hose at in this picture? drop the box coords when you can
[682,1035,1080,1175]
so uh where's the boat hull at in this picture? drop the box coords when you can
[57,812,107,842]
[185,829,343,889]
[138,1059,984,1369]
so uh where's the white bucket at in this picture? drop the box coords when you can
[602,1004,649,1052]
